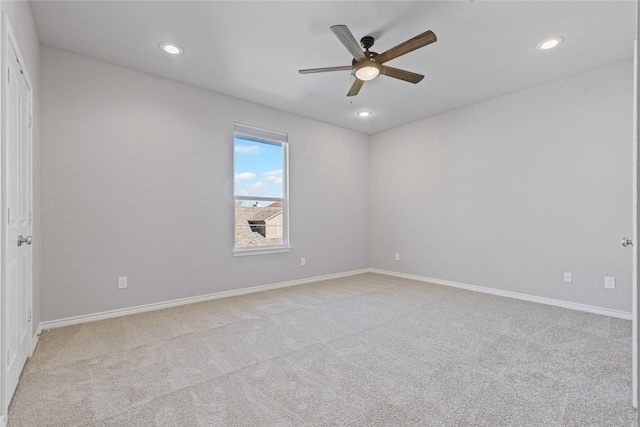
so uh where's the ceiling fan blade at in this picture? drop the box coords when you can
[330,25,366,62]
[299,66,352,74]
[375,30,437,64]
[347,78,364,97]
[382,66,424,84]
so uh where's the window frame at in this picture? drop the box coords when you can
[232,123,290,256]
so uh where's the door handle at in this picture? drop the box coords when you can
[17,235,32,246]
[622,237,633,247]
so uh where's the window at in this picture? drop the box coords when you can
[233,123,289,255]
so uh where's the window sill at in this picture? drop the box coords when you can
[232,246,292,257]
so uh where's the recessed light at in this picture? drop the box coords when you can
[536,36,563,51]
[357,111,372,117]
[159,42,184,55]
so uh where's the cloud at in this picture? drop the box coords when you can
[234,145,262,154]
[245,182,268,192]
[234,172,256,181]
[265,176,283,184]
[262,169,282,177]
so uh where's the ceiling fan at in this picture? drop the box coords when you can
[299,25,437,97]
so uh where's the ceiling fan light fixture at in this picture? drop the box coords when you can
[355,66,379,81]
[536,36,563,51]
[357,111,372,117]
[353,60,382,81]
[159,42,184,55]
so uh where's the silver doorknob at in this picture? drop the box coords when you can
[17,235,32,246]
[622,237,633,247]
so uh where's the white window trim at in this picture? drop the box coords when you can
[233,123,290,256]
[232,246,291,257]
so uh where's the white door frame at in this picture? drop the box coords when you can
[635,0,640,420]
[0,11,34,420]
[0,8,4,425]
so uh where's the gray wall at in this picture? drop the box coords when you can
[370,59,634,312]
[40,46,370,321]
[40,44,633,320]
[1,1,41,335]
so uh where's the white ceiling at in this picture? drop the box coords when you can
[29,1,635,135]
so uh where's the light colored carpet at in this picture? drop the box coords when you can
[7,273,635,426]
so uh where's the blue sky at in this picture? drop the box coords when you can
[234,137,283,200]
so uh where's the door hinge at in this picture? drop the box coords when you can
[7,207,11,224]
[7,67,10,85]
[29,211,32,225]
[28,308,32,322]
[6,349,10,366]
[28,114,32,128]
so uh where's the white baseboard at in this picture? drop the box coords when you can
[371,269,633,320]
[0,414,6,427]
[38,269,371,331]
[35,267,632,348]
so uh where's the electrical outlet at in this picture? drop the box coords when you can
[118,276,127,289]
[604,276,616,289]
[563,272,572,283]
[301,257,306,266]
[395,253,400,261]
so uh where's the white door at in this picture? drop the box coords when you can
[2,16,33,412]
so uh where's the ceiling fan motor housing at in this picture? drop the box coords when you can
[351,50,379,66]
